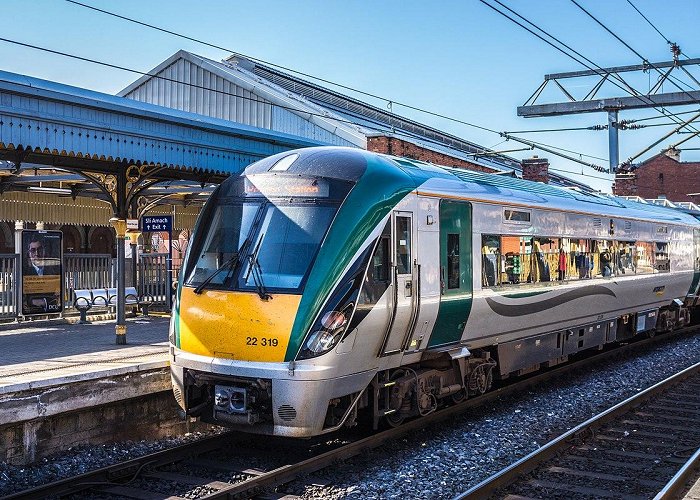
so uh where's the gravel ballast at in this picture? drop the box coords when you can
[1,332,699,498]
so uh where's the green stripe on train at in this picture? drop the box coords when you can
[285,154,417,361]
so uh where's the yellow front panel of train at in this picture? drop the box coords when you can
[178,287,301,362]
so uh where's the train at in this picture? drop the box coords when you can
[169,146,700,437]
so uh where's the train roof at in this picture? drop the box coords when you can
[242,147,700,227]
[388,155,700,227]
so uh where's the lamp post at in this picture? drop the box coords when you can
[127,230,141,291]
[110,217,127,345]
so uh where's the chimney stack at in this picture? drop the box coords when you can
[664,147,681,162]
[521,155,550,184]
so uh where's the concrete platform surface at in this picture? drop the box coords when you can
[0,316,170,393]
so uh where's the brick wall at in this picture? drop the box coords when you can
[367,135,497,173]
[613,150,700,203]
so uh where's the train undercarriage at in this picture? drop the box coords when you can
[332,300,697,432]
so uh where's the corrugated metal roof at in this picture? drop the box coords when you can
[119,50,366,149]
[227,55,597,193]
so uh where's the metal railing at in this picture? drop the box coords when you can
[0,254,18,318]
[139,253,169,304]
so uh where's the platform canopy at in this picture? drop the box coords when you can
[0,70,327,220]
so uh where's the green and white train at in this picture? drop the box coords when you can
[169,146,700,437]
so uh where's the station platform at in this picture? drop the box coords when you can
[0,315,170,391]
[0,315,180,464]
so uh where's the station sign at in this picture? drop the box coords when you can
[142,215,172,232]
[126,218,139,231]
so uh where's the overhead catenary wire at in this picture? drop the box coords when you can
[503,125,607,134]
[481,0,700,171]
[624,0,673,46]
[63,0,610,171]
[624,0,693,62]
[0,36,613,181]
[570,0,700,105]
[482,0,700,136]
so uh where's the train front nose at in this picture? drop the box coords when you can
[175,287,301,362]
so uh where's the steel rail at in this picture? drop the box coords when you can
[2,432,238,500]
[454,359,700,500]
[6,324,699,499]
[653,447,700,500]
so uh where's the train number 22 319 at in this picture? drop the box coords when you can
[246,337,279,347]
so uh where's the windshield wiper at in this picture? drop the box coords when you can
[193,254,238,294]
[244,234,272,301]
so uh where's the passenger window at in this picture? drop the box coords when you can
[502,235,522,284]
[617,241,636,275]
[654,242,670,273]
[396,216,411,274]
[447,233,460,289]
[594,240,615,277]
[481,234,500,286]
[570,239,592,280]
[526,237,558,282]
[634,241,654,274]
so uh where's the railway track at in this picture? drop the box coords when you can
[6,325,699,499]
[457,360,700,500]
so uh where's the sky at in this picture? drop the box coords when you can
[2,0,700,193]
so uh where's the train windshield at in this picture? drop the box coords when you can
[185,201,337,293]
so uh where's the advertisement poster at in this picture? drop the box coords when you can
[22,230,63,315]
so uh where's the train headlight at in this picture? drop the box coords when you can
[321,310,347,331]
[305,328,344,354]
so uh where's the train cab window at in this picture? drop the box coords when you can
[695,229,700,272]
[238,204,337,290]
[396,216,412,275]
[370,234,390,283]
[481,234,500,287]
[358,222,392,307]
[654,242,670,273]
[447,233,460,289]
[185,202,260,286]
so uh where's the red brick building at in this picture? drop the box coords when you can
[367,135,497,174]
[613,148,700,203]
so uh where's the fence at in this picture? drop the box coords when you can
[0,252,173,320]
[0,254,18,318]
[139,253,169,304]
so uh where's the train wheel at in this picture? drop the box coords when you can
[384,369,409,427]
[385,411,405,428]
[451,389,467,403]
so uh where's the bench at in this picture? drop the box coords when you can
[73,286,150,323]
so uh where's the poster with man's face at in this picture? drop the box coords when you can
[22,230,63,315]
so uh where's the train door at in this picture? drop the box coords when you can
[428,200,473,347]
[378,211,417,356]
